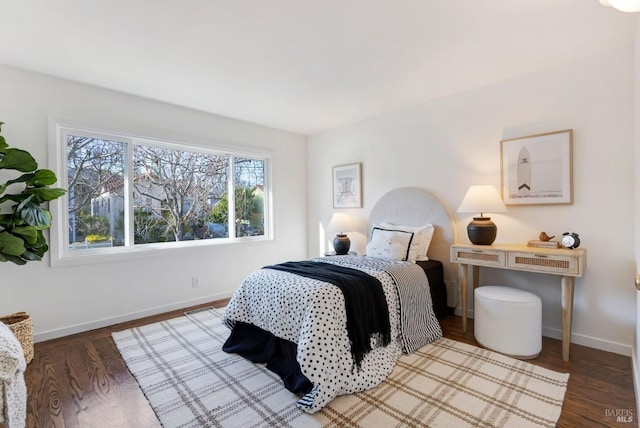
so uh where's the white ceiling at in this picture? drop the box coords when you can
[0,0,637,135]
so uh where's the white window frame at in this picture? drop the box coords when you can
[48,118,272,267]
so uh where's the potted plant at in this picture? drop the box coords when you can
[0,121,66,264]
[0,122,66,363]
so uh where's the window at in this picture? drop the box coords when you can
[50,122,270,265]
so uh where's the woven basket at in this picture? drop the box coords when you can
[0,312,34,364]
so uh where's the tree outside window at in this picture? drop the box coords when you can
[62,130,269,255]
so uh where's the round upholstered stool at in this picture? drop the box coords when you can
[474,286,542,359]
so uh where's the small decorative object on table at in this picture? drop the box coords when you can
[539,231,555,241]
[527,231,560,248]
[0,312,33,364]
[561,232,581,249]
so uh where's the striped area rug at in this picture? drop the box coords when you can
[112,309,569,428]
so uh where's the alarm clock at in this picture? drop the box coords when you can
[561,232,580,249]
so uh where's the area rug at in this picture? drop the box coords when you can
[112,309,569,428]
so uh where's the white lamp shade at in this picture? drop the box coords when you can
[327,212,354,233]
[600,0,640,12]
[457,185,507,215]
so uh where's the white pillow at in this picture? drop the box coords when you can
[378,223,434,262]
[366,227,414,261]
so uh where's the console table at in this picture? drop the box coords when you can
[450,243,586,361]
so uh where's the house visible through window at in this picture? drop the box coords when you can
[52,123,270,263]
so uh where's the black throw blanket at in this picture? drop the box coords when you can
[264,260,391,369]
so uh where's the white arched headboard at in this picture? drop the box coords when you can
[368,187,458,287]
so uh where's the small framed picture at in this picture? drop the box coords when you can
[332,163,362,208]
[500,130,573,205]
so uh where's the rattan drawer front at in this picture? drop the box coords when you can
[451,248,505,267]
[507,252,579,275]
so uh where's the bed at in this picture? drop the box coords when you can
[222,187,457,413]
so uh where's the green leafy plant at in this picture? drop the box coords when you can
[0,122,66,264]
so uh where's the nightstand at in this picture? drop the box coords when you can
[451,243,586,361]
[324,251,357,256]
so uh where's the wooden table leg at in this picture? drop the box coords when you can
[460,264,468,332]
[472,265,480,289]
[561,276,575,361]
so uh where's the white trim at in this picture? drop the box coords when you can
[632,342,640,420]
[48,115,273,159]
[228,156,236,238]
[49,232,271,268]
[541,326,632,357]
[124,137,134,246]
[33,292,234,343]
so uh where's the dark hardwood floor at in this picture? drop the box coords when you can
[16,302,637,427]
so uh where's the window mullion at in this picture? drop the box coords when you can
[124,142,134,246]
[228,157,235,239]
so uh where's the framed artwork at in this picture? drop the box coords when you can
[332,163,362,208]
[500,129,573,205]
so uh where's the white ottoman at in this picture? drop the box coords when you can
[474,286,542,359]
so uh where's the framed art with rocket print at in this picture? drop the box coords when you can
[500,129,573,205]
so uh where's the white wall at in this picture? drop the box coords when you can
[308,45,636,356]
[0,64,308,341]
[633,12,640,412]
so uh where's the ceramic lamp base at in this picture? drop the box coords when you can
[467,217,497,245]
[333,234,351,255]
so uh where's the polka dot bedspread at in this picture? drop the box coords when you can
[223,255,442,413]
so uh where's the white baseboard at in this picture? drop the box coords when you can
[453,306,632,357]
[541,326,632,357]
[34,292,233,343]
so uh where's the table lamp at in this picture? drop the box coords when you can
[457,185,507,245]
[327,212,354,254]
